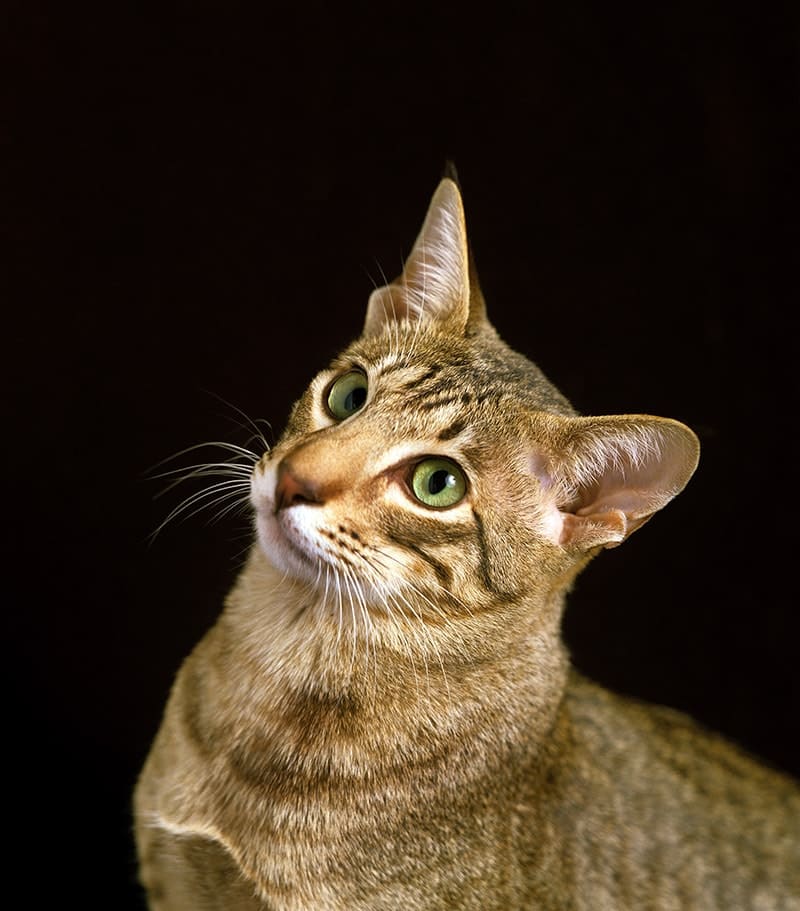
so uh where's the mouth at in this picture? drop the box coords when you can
[279,516,321,567]
[255,506,328,581]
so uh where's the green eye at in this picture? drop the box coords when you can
[410,458,467,509]
[326,371,368,420]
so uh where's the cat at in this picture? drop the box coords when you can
[134,175,800,910]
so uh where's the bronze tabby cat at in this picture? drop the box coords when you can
[135,177,800,910]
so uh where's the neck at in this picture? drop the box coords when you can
[207,546,570,781]
[159,544,575,888]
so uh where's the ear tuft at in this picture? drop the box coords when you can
[363,179,470,337]
[442,160,461,187]
[534,415,700,551]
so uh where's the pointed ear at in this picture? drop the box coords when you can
[364,178,472,337]
[533,415,700,551]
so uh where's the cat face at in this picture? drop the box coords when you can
[250,179,699,628]
[252,329,563,622]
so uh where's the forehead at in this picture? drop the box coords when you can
[339,324,575,419]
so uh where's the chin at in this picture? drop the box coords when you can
[255,510,323,586]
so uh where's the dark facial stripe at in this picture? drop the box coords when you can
[437,419,467,442]
[399,365,443,390]
[385,531,454,588]
[375,358,412,378]
[386,512,473,547]
[471,508,512,599]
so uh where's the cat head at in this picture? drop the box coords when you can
[250,178,699,623]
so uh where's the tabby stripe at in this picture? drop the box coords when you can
[386,514,473,547]
[415,376,458,398]
[471,508,507,598]
[375,358,412,377]
[385,531,453,587]
[437,419,467,441]
[399,365,443,390]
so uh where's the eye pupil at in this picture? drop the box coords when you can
[428,470,453,495]
[345,386,367,413]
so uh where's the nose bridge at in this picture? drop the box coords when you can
[280,423,375,497]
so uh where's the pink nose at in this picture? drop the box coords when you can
[274,461,322,512]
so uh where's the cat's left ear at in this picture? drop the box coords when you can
[532,415,700,551]
[364,179,483,337]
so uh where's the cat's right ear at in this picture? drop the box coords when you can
[363,179,479,338]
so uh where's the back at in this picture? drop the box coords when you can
[547,673,800,909]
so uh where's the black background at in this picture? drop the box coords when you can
[5,3,799,908]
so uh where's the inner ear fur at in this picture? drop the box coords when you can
[533,415,700,551]
[363,178,475,338]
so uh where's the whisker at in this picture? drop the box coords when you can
[346,570,359,679]
[347,552,418,694]
[368,546,472,624]
[152,461,254,479]
[152,463,253,498]
[210,493,253,523]
[201,389,273,453]
[332,565,347,655]
[346,562,376,683]
[361,547,458,705]
[323,565,340,644]
[149,479,252,541]
[355,550,444,700]
[145,411,267,547]
[146,441,261,475]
